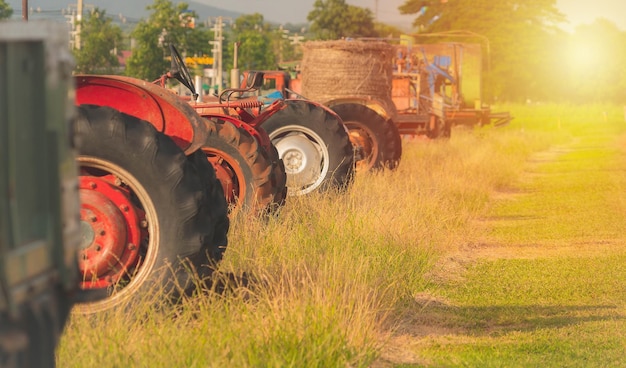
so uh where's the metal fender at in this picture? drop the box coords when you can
[196,112,273,157]
[74,75,207,155]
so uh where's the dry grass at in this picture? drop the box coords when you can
[58,104,624,367]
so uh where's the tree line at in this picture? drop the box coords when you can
[1,0,624,103]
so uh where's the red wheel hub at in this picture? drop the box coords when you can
[79,175,143,289]
[204,150,239,205]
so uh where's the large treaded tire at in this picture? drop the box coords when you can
[73,105,227,313]
[267,143,288,207]
[426,116,452,139]
[383,117,402,170]
[202,118,285,216]
[261,100,355,196]
[186,149,230,269]
[331,103,396,172]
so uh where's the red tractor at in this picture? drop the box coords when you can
[161,57,288,216]
[188,42,354,198]
[73,46,274,313]
[73,45,300,312]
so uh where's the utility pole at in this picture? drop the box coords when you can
[22,0,28,20]
[69,0,93,50]
[230,42,239,89]
[208,16,231,93]
[288,34,304,45]
[75,0,83,49]
[374,0,378,23]
[215,16,223,93]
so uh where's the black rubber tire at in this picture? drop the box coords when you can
[331,103,392,172]
[202,118,285,216]
[261,99,355,195]
[383,118,402,170]
[440,119,452,139]
[267,143,288,208]
[426,116,452,139]
[185,149,230,270]
[73,105,226,313]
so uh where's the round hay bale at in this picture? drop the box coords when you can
[300,40,396,115]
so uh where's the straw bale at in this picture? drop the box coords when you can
[300,40,396,116]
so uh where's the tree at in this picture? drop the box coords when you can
[73,8,123,74]
[274,26,304,65]
[307,0,378,40]
[126,0,211,81]
[224,14,277,72]
[0,0,12,20]
[374,23,406,39]
[399,0,565,102]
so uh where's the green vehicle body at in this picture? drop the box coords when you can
[0,21,81,367]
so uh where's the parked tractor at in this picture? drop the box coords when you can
[73,46,232,313]
[182,60,354,197]
[179,38,355,198]
[159,48,288,214]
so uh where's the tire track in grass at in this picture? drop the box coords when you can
[382,120,626,367]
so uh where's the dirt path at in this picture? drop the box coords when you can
[473,135,626,260]
[380,121,626,366]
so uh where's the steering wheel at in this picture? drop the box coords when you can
[169,44,197,99]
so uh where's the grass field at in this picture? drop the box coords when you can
[57,104,626,367]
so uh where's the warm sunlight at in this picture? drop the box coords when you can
[566,38,602,72]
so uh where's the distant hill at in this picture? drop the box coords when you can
[6,0,253,25]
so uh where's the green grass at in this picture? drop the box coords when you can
[57,104,626,367]
[407,104,626,367]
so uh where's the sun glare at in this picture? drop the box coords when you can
[566,39,601,71]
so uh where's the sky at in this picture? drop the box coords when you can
[197,0,626,31]
[556,0,626,31]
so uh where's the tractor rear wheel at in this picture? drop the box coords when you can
[186,149,230,267]
[73,105,227,313]
[262,100,354,196]
[202,119,285,216]
[331,103,395,171]
[383,118,402,170]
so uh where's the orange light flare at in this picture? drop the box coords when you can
[564,26,620,80]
